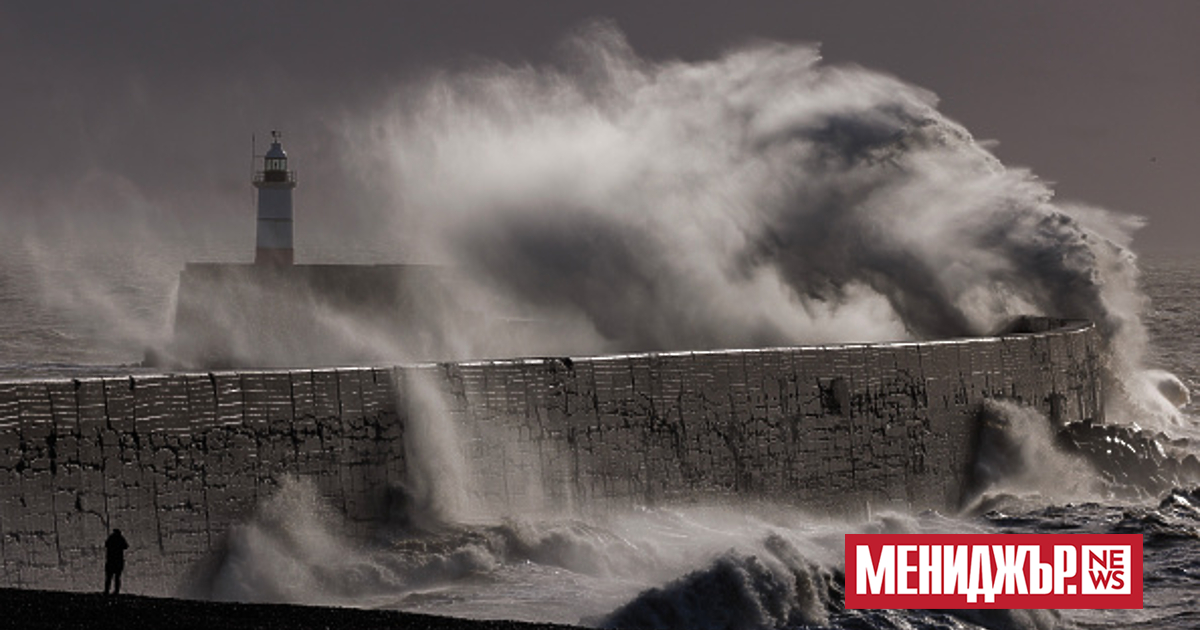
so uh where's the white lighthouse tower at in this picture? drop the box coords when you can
[253,131,296,266]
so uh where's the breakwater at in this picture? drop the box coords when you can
[0,318,1103,596]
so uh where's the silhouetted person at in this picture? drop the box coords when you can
[104,528,128,595]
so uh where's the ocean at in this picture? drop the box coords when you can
[0,242,1196,630]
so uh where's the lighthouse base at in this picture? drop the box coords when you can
[254,248,294,266]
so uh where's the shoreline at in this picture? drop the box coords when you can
[0,587,584,630]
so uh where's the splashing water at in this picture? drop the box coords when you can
[397,367,476,529]
[190,473,1200,629]
[358,26,1125,345]
[963,399,1103,511]
[185,340,1198,628]
[348,21,1187,432]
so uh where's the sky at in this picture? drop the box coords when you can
[1,1,1197,255]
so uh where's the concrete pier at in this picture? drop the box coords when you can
[0,318,1103,595]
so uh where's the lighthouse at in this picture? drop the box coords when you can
[253,131,296,266]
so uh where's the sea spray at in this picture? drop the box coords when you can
[396,366,474,529]
[350,21,1188,432]
[356,23,1126,344]
[394,363,581,528]
[182,470,1198,627]
[963,399,1102,511]
[964,399,1200,508]
[12,237,178,366]
[182,476,401,604]
[187,477,943,625]
[182,476,498,607]
[1147,369,1192,409]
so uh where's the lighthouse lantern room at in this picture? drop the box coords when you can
[253,131,297,266]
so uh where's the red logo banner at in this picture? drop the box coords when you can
[845,534,1142,609]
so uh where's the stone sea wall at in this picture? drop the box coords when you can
[0,319,1103,595]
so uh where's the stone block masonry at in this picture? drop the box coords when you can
[0,319,1103,595]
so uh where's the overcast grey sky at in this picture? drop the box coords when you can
[1,1,1196,253]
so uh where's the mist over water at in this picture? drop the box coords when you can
[0,232,184,378]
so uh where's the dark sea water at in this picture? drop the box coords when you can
[0,246,1197,629]
[1142,254,1200,405]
